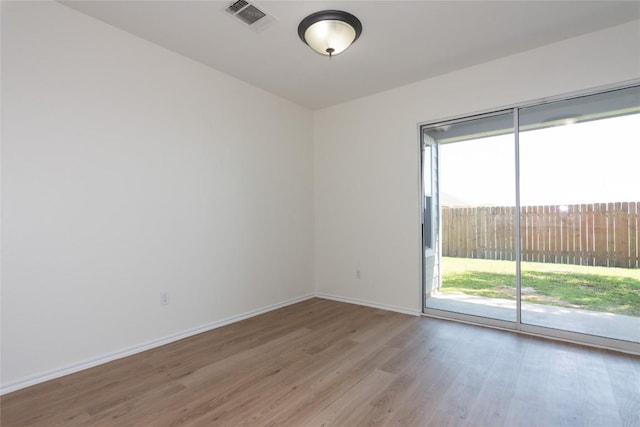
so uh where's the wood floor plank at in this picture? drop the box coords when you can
[605,351,640,427]
[461,344,523,427]
[260,341,398,426]
[1,298,638,427]
[300,369,396,427]
[574,349,622,427]
[89,328,315,426]
[386,354,459,426]
[230,315,416,426]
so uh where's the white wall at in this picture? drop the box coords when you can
[314,20,640,313]
[1,1,314,391]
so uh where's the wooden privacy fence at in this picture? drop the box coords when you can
[441,202,640,268]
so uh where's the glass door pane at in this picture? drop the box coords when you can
[424,111,517,322]
[518,86,640,342]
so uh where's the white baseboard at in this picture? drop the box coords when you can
[315,292,421,316]
[0,294,314,395]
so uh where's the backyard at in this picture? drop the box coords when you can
[441,256,640,316]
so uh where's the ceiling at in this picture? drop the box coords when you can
[59,1,640,110]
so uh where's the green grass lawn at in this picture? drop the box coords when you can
[441,257,640,316]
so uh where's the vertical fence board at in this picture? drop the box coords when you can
[522,206,529,262]
[447,207,452,256]
[456,207,460,257]
[491,207,497,260]
[531,206,540,262]
[481,207,488,259]
[509,206,513,261]
[578,204,586,265]
[571,204,580,266]
[615,202,630,268]
[607,202,616,267]
[537,205,543,262]
[542,205,551,262]
[466,206,473,258]
[584,204,594,266]
[497,207,502,260]
[631,201,636,267]
[446,207,451,256]
[526,205,533,263]
[567,205,572,264]
[496,206,503,260]
[520,206,525,262]
[549,204,558,263]
[458,208,463,257]
[527,206,533,262]
[455,207,461,257]
[560,206,568,264]
[467,206,472,258]
[447,207,453,257]
[594,203,608,266]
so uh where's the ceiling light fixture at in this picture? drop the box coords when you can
[297,10,362,58]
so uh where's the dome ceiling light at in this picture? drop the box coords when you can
[297,10,362,58]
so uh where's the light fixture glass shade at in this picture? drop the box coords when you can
[304,20,357,56]
[298,10,362,57]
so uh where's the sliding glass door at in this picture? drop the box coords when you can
[423,111,517,323]
[422,84,640,351]
[518,88,640,343]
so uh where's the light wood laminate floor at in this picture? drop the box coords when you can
[2,298,639,426]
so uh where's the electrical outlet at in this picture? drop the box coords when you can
[160,292,169,306]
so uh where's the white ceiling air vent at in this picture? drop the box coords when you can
[224,0,276,33]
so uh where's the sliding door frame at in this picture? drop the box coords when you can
[419,80,640,355]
